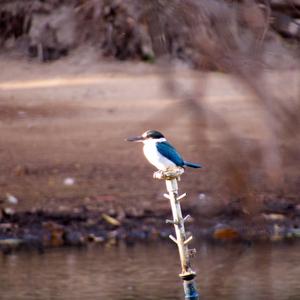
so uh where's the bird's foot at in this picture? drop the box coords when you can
[153,167,184,180]
[153,170,164,179]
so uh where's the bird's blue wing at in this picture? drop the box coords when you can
[156,141,184,166]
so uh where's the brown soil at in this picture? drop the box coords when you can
[0,52,299,248]
[0,51,191,213]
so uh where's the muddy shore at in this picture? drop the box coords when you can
[1,202,300,254]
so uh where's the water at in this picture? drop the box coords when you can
[0,242,299,300]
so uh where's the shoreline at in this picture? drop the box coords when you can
[1,207,299,253]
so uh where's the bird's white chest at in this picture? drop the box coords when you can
[143,140,175,170]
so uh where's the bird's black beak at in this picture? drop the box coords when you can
[126,135,144,142]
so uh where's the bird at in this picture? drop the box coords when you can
[126,130,202,171]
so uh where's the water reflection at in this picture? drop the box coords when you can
[0,242,299,300]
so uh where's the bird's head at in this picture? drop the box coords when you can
[126,130,165,142]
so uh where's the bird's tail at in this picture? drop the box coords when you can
[184,161,202,168]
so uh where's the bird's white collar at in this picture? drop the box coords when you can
[143,138,166,144]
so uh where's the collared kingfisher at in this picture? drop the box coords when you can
[126,130,202,171]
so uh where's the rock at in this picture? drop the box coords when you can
[43,222,65,247]
[105,237,117,247]
[23,234,43,249]
[57,205,69,212]
[87,234,105,243]
[102,213,121,226]
[0,238,23,247]
[63,177,75,186]
[291,226,300,238]
[107,230,119,240]
[0,238,24,254]
[6,193,18,205]
[198,193,206,200]
[64,231,85,246]
[213,225,240,241]
[105,230,119,247]
[3,207,15,216]
[271,224,285,241]
[262,213,286,221]
[0,223,16,231]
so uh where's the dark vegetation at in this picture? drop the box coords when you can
[0,0,299,63]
